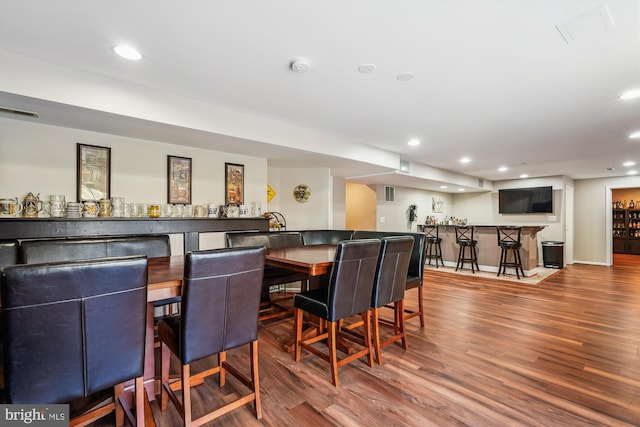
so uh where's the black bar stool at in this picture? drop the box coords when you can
[455,226,479,273]
[423,225,444,268]
[497,226,525,279]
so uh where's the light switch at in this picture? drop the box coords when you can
[379,216,385,223]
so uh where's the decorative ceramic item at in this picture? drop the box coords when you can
[293,184,311,203]
[0,198,23,217]
[23,192,43,218]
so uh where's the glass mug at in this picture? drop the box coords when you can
[48,195,66,218]
[99,198,111,217]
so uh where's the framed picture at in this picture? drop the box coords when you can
[225,162,244,205]
[77,143,111,202]
[167,155,192,204]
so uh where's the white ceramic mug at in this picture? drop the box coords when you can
[0,198,23,217]
[82,200,99,217]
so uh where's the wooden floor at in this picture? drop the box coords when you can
[103,254,640,426]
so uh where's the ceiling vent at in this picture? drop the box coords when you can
[384,185,395,203]
[0,106,39,118]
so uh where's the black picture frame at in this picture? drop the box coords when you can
[225,162,244,205]
[167,155,192,204]
[77,143,111,202]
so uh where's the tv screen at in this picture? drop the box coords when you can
[498,186,553,214]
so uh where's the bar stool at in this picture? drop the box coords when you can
[455,226,479,273]
[497,226,525,279]
[423,225,444,268]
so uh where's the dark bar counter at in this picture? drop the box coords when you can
[0,217,269,253]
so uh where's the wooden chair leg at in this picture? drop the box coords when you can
[250,340,262,419]
[294,307,303,361]
[417,285,425,327]
[398,300,408,349]
[361,310,374,368]
[328,321,339,387]
[372,307,382,364]
[160,343,170,411]
[218,351,227,386]
[182,363,192,427]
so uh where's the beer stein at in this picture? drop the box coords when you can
[99,198,111,217]
[0,198,23,217]
[82,200,99,218]
[22,192,44,218]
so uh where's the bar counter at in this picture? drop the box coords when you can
[419,225,546,273]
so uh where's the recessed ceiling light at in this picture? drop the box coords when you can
[357,63,376,73]
[397,72,414,82]
[520,174,529,178]
[623,161,636,167]
[628,170,638,175]
[440,185,448,189]
[113,45,142,60]
[407,139,420,146]
[457,188,465,192]
[498,166,508,172]
[620,89,640,100]
[460,157,471,164]
[629,131,640,139]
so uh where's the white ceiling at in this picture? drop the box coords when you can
[0,0,639,191]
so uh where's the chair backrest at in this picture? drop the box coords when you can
[350,231,426,288]
[371,236,414,309]
[1,256,148,403]
[497,226,522,245]
[455,226,475,243]
[423,225,439,241]
[0,240,18,268]
[20,235,170,264]
[326,239,380,322]
[226,232,271,248]
[300,230,354,245]
[267,232,303,248]
[180,246,265,364]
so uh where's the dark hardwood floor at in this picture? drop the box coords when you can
[105,255,640,426]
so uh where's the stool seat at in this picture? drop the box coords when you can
[455,226,479,273]
[497,226,525,279]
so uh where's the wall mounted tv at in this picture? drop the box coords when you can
[498,186,553,214]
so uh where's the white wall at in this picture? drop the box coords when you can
[374,185,454,233]
[0,118,268,207]
[267,167,331,230]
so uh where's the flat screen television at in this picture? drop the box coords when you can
[498,186,553,214]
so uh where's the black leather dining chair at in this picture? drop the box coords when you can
[225,231,308,321]
[293,239,380,386]
[158,246,265,426]
[0,256,148,427]
[370,236,414,365]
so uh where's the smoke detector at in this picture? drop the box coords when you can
[290,57,311,73]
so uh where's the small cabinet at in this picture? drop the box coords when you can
[613,208,640,255]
